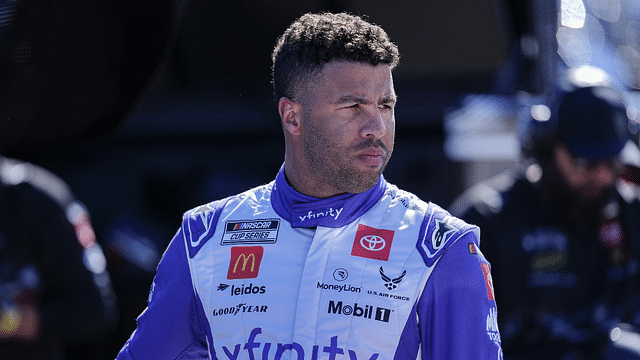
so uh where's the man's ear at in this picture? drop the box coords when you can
[279,97,302,136]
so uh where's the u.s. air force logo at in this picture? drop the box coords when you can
[418,213,462,267]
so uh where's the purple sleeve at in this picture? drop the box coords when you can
[418,232,503,359]
[116,228,210,360]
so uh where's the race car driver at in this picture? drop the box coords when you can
[116,12,503,360]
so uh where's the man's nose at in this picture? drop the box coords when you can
[361,106,387,139]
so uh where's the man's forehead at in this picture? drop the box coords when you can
[317,62,394,95]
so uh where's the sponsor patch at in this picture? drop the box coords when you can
[333,268,348,281]
[327,300,392,323]
[217,283,230,291]
[227,246,264,279]
[469,243,478,254]
[417,212,464,267]
[212,303,268,316]
[351,224,394,261]
[379,267,406,290]
[432,218,456,251]
[222,219,280,245]
[480,263,495,300]
[486,307,501,343]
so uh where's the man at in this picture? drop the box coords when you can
[449,66,640,359]
[0,154,118,359]
[117,12,502,360]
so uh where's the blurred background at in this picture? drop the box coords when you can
[1,0,640,357]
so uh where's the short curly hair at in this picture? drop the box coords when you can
[271,12,400,101]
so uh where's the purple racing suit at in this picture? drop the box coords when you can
[117,167,503,359]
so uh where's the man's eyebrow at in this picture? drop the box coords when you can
[382,94,397,104]
[334,95,368,104]
[334,94,397,105]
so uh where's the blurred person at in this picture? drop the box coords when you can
[449,66,640,359]
[116,12,503,360]
[0,154,118,359]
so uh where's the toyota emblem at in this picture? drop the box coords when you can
[360,235,386,251]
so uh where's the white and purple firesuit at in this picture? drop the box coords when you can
[117,167,503,359]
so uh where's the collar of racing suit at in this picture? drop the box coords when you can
[270,165,387,228]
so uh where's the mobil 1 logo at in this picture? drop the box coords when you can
[327,300,392,323]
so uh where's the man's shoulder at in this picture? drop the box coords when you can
[384,183,430,213]
[180,182,275,257]
[416,201,480,267]
[182,182,274,221]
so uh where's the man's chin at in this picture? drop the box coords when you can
[337,171,382,194]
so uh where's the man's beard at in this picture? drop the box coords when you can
[303,131,391,195]
[543,162,616,228]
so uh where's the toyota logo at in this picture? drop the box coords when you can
[360,235,386,251]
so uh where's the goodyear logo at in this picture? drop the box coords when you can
[221,219,280,245]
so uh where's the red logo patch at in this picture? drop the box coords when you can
[227,246,264,279]
[351,224,394,261]
[480,263,495,300]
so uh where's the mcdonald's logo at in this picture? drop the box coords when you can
[227,246,264,279]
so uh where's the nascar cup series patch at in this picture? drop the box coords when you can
[221,219,280,245]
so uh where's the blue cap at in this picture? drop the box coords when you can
[557,86,629,160]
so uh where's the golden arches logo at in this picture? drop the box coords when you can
[233,253,256,273]
[227,246,263,279]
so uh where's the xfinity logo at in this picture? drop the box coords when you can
[218,327,380,360]
[298,207,343,223]
[328,300,392,323]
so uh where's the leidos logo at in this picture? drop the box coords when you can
[227,246,264,279]
[351,224,394,261]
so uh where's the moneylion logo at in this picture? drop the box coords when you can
[227,246,264,279]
